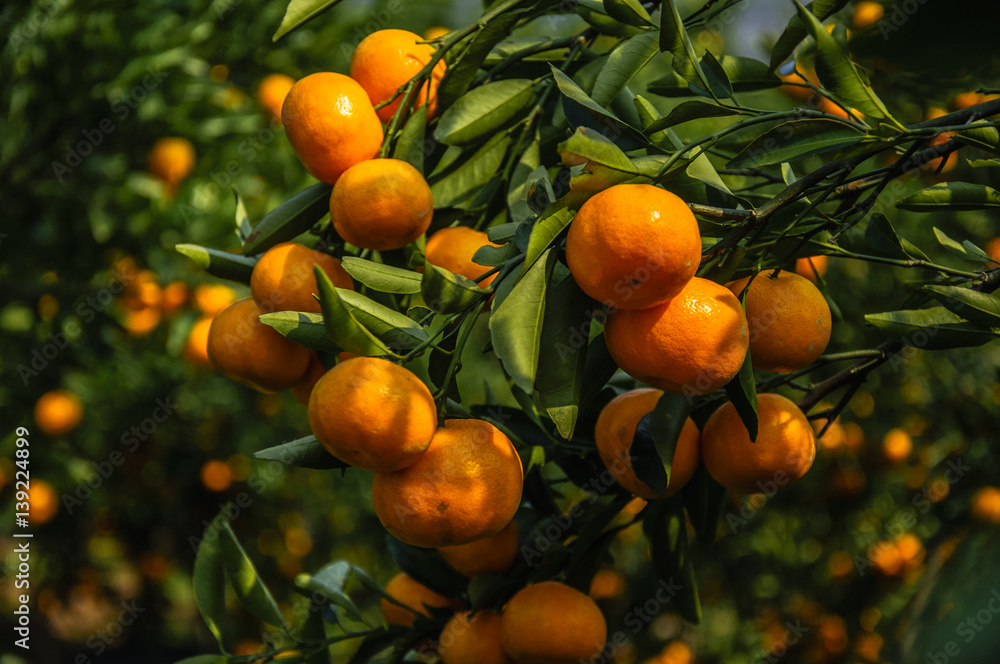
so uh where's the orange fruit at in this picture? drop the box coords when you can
[193,283,237,316]
[985,238,1000,264]
[250,241,353,313]
[307,357,437,472]
[588,568,626,600]
[500,581,607,664]
[257,73,295,123]
[437,520,520,577]
[425,226,501,285]
[925,133,957,173]
[953,91,982,110]
[201,460,233,492]
[350,29,447,122]
[727,271,832,373]
[779,66,819,101]
[122,307,162,336]
[882,428,912,463]
[565,184,701,310]
[423,26,450,40]
[440,610,513,664]
[380,572,460,627]
[161,281,189,314]
[149,137,196,188]
[701,393,816,494]
[121,270,161,310]
[207,298,312,392]
[971,486,1000,524]
[34,389,84,436]
[184,317,214,367]
[291,352,326,405]
[593,388,700,499]
[372,418,523,547]
[281,72,383,184]
[655,641,694,664]
[869,541,902,576]
[852,1,884,29]
[896,533,924,570]
[795,255,828,282]
[604,277,748,396]
[924,106,948,122]
[27,479,59,525]
[330,158,434,251]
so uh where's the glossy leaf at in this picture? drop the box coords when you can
[924,285,1000,328]
[932,227,993,262]
[591,31,660,107]
[175,244,257,283]
[435,79,536,146]
[273,0,345,41]
[724,287,758,442]
[259,311,338,352]
[699,51,733,99]
[490,247,557,393]
[522,195,583,277]
[421,260,491,314]
[864,213,906,258]
[242,183,332,255]
[430,134,512,208]
[535,275,592,439]
[794,0,892,121]
[340,257,423,294]
[254,435,349,470]
[896,182,1000,211]
[392,106,429,172]
[728,119,865,169]
[769,0,849,71]
[218,519,287,628]
[550,67,646,150]
[631,393,693,496]
[337,289,430,350]
[314,266,400,357]
[644,100,740,134]
[192,515,228,647]
[648,55,780,97]
[233,189,252,241]
[865,307,1000,349]
[604,0,655,27]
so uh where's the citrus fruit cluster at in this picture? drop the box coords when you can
[569,183,831,495]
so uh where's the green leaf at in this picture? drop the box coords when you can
[392,106,429,172]
[591,31,660,107]
[473,242,519,267]
[242,183,332,255]
[340,257,423,294]
[896,182,1000,211]
[507,132,541,212]
[728,119,865,169]
[436,8,531,109]
[259,311,338,352]
[254,435,348,470]
[604,0,655,27]
[233,189,252,242]
[217,519,287,628]
[521,196,582,277]
[430,134,511,208]
[295,563,367,624]
[683,466,728,543]
[575,2,645,37]
[192,515,227,647]
[421,260,491,314]
[865,213,906,258]
[924,285,1000,328]
[631,393,693,496]
[769,0,849,71]
[954,126,1000,154]
[337,289,430,350]
[273,0,345,41]
[724,286,758,442]
[386,536,468,597]
[793,0,892,122]
[175,244,257,283]
[645,101,740,135]
[314,266,400,357]
[490,247,557,393]
[865,307,1000,349]
[648,55,781,97]
[932,227,993,262]
[642,499,701,624]
[658,0,706,90]
[557,128,640,190]
[699,51,733,99]
[297,609,332,664]
[550,67,646,151]
[535,275,592,439]
[435,79,536,146]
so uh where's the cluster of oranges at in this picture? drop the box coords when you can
[115,257,189,337]
[566,183,830,495]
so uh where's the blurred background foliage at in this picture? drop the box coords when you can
[1,0,999,662]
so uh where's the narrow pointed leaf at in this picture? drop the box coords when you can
[254,435,349,470]
[924,285,1000,328]
[550,67,646,150]
[421,260,491,314]
[865,307,1000,349]
[591,31,660,107]
[340,257,423,294]
[217,520,287,628]
[176,244,257,283]
[192,515,228,647]
[648,55,780,97]
[769,0,849,71]
[435,79,536,146]
[604,0,655,27]
[242,183,332,255]
[314,267,399,357]
[392,106,429,172]
[728,119,865,169]
[896,182,1000,211]
[273,0,345,41]
[645,101,740,134]
[259,311,338,351]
